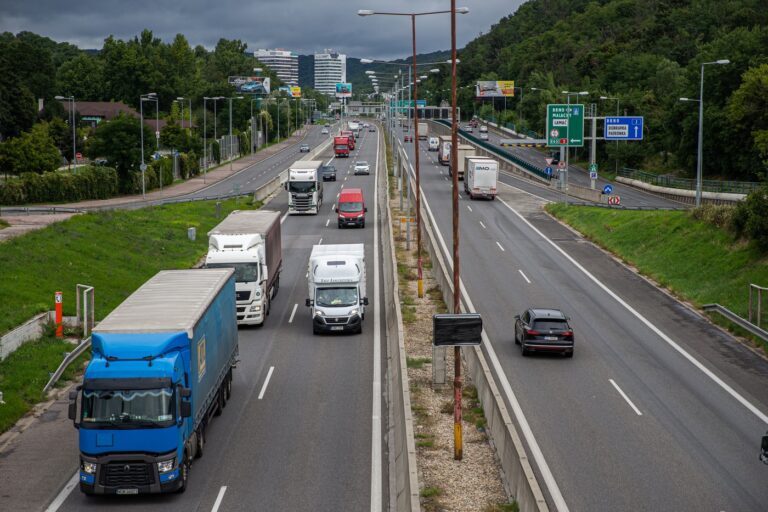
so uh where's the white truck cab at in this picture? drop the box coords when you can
[306,244,368,334]
[287,160,323,214]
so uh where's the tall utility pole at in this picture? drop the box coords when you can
[410,14,424,299]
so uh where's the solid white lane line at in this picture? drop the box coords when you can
[610,379,643,416]
[281,212,289,224]
[211,486,228,512]
[288,303,298,323]
[518,269,531,284]
[325,219,330,227]
[479,221,486,229]
[498,197,768,426]
[467,205,473,212]
[370,126,382,512]
[496,241,505,252]
[258,367,274,400]
[44,471,78,512]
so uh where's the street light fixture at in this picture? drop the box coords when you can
[228,96,245,173]
[139,93,158,198]
[176,96,192,131]
[203,96,224,184]
[679,59,730,206]
[55,95,77,173]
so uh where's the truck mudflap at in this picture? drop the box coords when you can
[79,451,183,495]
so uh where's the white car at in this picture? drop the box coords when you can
[321,127,329,134]
[428,136,440,151]
[354,161,370,175]
[479,132,489,140]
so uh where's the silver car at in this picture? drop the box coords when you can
[354,161,370,175]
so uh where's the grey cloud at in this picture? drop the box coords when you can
[1,0,524,59]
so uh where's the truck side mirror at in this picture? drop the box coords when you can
[362,297,369,306]
[283,182,288,191]
[306,299,313,307]
[760,434,768,464]
[364,207,368,212]
[335,208,339,213]
[68,389,79,424]
[180,401,192,418]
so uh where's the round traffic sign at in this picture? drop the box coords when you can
[140,163,148,172]
[550,129,559,137]
[557,161,566,169]
[602,184,613,194]
[545,166,553,176]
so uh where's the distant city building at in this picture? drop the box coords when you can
[314,49,347,96]
[255,48,299,86]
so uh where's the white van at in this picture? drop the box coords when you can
[428,136,440,151]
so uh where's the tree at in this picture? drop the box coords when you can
[56,54,105,101]
[0,37,37,139]
[86,113,150,191]
[0,123,61,176]
[727,64,768,179]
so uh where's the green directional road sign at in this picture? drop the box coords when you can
[546,104,585,147]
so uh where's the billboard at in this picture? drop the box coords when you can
[277,85,294,97]
[290,86,302,98]
[335,82,352,98]
[229,76,271,95]
[475,80,515,98]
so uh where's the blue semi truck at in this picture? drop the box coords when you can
[67,269,238,495]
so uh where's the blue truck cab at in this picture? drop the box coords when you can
[68,269,238,495]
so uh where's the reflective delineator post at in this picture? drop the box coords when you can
[55,291,63,338]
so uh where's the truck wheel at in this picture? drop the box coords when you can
[214,389,225,415]
[225,370,232,400]
[176,454,189,493]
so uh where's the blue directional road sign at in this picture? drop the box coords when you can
[604,116,644,140]
[602,184,613,195]
[545,166,553,178]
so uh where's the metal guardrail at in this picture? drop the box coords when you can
[43,337,91,394]
[433,119,550,180]
[702,304,768,343]
[619,168,761,195]
[0,206,86,215]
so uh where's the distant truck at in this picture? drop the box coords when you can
[448,144,476,180]
[340,130,356,150]
[287,160,323,214]
[417,122,428,140]
[438,135,452,165]
[348,121,360,137]
[205,210,282,325]
[464,157,499,200]
[69,269,238,495]
[306,244,368,334]
[334,136,350,157]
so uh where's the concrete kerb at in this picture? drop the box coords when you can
[0,312,78,360]
[397,137,549,511]
[382,133,421,511]
[616,176,744,205]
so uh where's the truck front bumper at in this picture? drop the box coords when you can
[237,300,264,325]
[79,451,182,495]
[313,314,362,333]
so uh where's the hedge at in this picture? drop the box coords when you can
[0,166,119,205]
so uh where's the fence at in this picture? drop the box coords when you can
[619,168,760,195]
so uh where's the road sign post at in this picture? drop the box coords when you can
[589,162,598,189]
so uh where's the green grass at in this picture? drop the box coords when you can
[482,503,519,512]
[406,356,431,369]
[0,198,260,335]
[547,204,768,351]
[0,334,91,432]
[0,218,8,229]
[420,486,443,498]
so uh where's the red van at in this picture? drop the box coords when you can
[336,188,367,228]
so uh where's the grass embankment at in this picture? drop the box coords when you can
[546,204,768,352]
[0,219,8,230]
[0,198,260,433]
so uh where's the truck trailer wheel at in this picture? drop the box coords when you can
[195,426,205,458]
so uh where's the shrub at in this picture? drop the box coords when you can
[731,186,768,247]
[691,204,735,229]
[0,165,118,205]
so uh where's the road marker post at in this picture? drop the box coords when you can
[55,291,63,338]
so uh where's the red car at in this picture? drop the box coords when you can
[404,135,413,142]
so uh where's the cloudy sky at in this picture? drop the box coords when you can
[1,0,525,59]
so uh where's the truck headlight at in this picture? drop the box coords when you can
[314,310,325,317]
[157,458,176,474]
[349,309,360,317]
[81,461,97,474]
[250,305,261,312]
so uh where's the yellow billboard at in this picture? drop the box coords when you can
[475,80,516,98]
[291,86,302,98]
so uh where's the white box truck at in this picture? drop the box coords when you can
[417,122,428,140]
[205,210,283,325]
[438,135,452,165]
[287,160,323,214]
[464,157,499,200]
[306,244,368,334]
[448,144,476,181]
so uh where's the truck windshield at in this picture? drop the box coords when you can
[289,181,316,193]
[205,262,259,283]
[81,388,175,428]
[335,145,348,150]
[339,202,363,213]
[316,287,358,307]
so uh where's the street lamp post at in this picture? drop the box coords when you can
[680,59,730,206]
[139,93,157,199]
[203,96,224,183]
[228,96,244,173]
[359,6,468,301]
[55,95,77,173]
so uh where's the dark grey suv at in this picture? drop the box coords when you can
[514,308,574,357]
[320,164,337,181]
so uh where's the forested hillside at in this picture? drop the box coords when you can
[423,0,768,180]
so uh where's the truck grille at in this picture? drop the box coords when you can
[325,316,349,325]
[236,290,251,301]
[101,461,154,487]
[292,194,313,211]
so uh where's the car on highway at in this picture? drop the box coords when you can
[369,126,376,132]
[479,132,489,140]
[514,308,574,357]
[320,164,337,181]
[321,127,329,134]
[464,125,473,132]
[404,135,413,142]
[353,161,370,175]
[299,144,311,153]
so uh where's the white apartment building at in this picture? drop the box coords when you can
[314,49,347,96]
[254,48,299,87]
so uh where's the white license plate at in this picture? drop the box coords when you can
[331,326,344,331]
[117,488,139,495]
[544,336,558,341]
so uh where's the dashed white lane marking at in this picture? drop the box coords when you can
[288,304,298,323]
[257,367,275,400]
[609,379,643,416]
[518,269,531,284]
[479,221,486,229]
[495,241,505,252]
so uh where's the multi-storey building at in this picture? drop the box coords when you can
[254,48,299,87]
[314,49,347,96]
